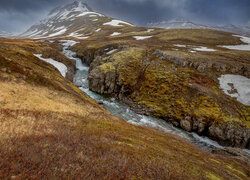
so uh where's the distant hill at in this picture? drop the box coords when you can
[148,20,250,37]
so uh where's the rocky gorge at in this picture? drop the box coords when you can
[71,41,250,149]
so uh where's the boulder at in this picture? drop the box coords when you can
[209,123,250,148]
[180,119,192,132]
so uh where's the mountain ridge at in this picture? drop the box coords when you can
[0,30,14,38]
[148,20,250,37]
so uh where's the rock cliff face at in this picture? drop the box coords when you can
[212,147,250,165]
[78,46,250,149]
[152,50,250,78]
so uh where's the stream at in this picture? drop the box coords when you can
[60,40,249,153]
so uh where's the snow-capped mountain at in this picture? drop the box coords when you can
[20,1,133,39]
[213,24,250,37]
[148,20,208,30]
[148,20,250,37]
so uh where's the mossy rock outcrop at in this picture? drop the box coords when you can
[86,46,250,148]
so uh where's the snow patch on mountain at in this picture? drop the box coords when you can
[68,31,89,39]
[48,28,67,37]
[54,26,66,31]
[103,20,133,27]
[76,12,104,17]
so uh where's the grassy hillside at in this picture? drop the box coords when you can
[0,39,249,179]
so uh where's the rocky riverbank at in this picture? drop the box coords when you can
[74,46,250,149]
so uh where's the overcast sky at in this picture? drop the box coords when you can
[0,0,250,34]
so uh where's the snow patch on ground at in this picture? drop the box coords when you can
[146,29,154,32]
[174,44,187,47]
[110,32,121,36]
[192,46,216,52]
[103,20,133,27]
[34,54,67,77]
[106,49,118,55]
[218,74,250,106]
[92,19,98,22]
[218,35,250,51]
[133,36,152,40]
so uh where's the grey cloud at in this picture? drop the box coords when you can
[0,0,249,34]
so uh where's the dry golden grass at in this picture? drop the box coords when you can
[0,35,249,179]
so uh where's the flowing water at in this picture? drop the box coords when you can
[60,40,250,153]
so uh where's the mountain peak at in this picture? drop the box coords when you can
[48,1,92,17]
[20,0,104,38]
[67,1,93,12]
[20,0,133,39]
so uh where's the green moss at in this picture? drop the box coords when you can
[94,45,250,127]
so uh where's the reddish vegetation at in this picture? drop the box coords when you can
[0,38,249,179]
[190,76,215,87]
